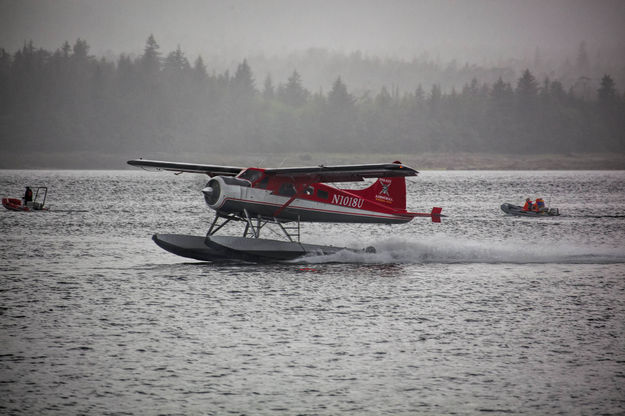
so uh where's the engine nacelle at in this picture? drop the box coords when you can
[202,176,251,210]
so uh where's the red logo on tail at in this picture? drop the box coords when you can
[375,178,394,204]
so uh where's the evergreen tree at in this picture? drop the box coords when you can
[61,41,71,58]
[491,77,513,103]
[327,76,354,110]
[72,38,90,62]
[375,86,392,108]
[596,74,622,150]
[597,74,617,108]
[414,84,425,104]
[428,84,442,114]
[487,77,515,149]
[68,38,94,95]
[320,77,356,151]
[231,59,255,98]
[549,80,567,104]
[279,70,308,107]
[262,74,274,100]
[515,69,539,120]
[516,69,539,103]
[0,48,11,117]
[140,34,161,76]
[163,45,190,74]
[116,53,136,93]
[514,69,540,149]
[539,77,551,102]
[576,41,590,76]
[192,56,208,83]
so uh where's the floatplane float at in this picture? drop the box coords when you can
[128,159,444,262]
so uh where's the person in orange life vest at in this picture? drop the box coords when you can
[522,198,533,211]
[535,198,545,212]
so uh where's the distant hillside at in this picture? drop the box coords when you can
[1,38,623,169]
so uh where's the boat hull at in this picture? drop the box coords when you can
[2,198,47,212]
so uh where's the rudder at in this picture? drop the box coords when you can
[350,175,407,211]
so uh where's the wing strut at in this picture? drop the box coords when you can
[272,183,312,218]
[273,195,298,218]
[243,209,261,238]
[207,213,237,236]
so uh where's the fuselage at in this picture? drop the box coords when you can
[202,168,415,224]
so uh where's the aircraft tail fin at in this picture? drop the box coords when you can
[349,175,407,211]
[431,206,443,222]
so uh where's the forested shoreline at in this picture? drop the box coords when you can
[1,36,624,168]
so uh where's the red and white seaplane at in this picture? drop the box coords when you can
[128,158,443,262]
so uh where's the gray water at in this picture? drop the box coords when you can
[1,170,624,415]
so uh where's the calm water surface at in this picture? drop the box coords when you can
[1,170,624,415]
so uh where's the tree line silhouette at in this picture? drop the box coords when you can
[1,36,623,161]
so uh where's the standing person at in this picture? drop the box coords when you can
[23,187,33,206]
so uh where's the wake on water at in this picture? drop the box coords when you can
[297,236,625,265]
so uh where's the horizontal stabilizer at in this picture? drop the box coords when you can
[431,206,443,223]
[408,207,444,222]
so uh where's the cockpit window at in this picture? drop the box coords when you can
[278,183,297,197]
[317,189,329,199]
[238,169,263,183]
[256,176,270,189]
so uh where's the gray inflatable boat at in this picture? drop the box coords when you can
[500,203,560,217]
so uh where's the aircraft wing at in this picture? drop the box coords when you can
[127,159,244,176]
[128,159,418,182]
[265,162,418,183]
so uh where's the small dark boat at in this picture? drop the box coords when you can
[2,186,49,212]
[501,203,560,217]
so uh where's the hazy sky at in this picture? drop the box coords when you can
[1,0,624,63]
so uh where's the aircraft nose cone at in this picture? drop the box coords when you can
[202,179,221,205]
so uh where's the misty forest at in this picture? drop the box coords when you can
[1,36,624,164]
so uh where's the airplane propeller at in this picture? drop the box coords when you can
[202,178,221,205]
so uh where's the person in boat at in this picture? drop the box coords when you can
[23,187,33,206]
[522,198,533,211]
[535,198,545,212]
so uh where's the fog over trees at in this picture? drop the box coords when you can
[1,36,624,167]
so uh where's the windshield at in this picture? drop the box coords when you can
[237,169,263,183]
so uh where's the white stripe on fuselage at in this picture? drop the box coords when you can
[221,186,402,220]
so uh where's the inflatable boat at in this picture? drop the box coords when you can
[501,203,560,217]
[2,187,48,212]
